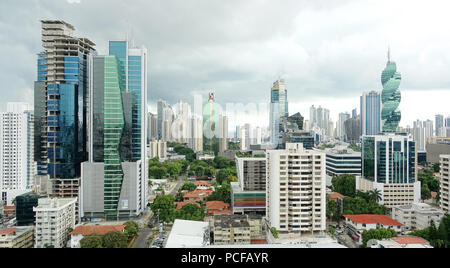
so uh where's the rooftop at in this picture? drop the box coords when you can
[69,225,126,236]
[391,236,429,245]
[165,220,210,248]
[176,201,201,210]
[214,214,250,228]
[343,214,403,226]
[0,227,17,236]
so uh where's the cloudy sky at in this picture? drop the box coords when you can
[1,0,450,129]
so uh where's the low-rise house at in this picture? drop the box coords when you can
[343,214,403,242]
[183,189,214,203]
[206,201,232,216]
[392,203,445,232]
[176,201,201,210]
[0,227,34,248]
[69,225,126,248]
[195,181,212,189]
[3,205,16,216]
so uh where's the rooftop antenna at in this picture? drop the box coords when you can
[388,46,391,63]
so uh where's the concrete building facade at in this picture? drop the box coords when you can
[266,143,326,236]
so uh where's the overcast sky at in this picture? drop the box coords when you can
[1,0,449,128]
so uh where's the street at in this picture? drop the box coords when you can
[133,173,185,248]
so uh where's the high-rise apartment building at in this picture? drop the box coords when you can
[439,155,450,213]
[219,115,228,153]
[266,143,326,236]
[357,134,421,208]
[337,112,350,141]
[360,91,382,136]
[435,114,444,136]
[413,120,434,152]
[0,103,35,205]
[188,115,203,153]
[157,99,172,141]
[148,112,158,142]
[34,197,76,248]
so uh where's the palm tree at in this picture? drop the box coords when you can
[369,189,382,203]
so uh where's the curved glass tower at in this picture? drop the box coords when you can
[381,49,401,133]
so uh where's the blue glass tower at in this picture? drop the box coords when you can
[269,79,288,147]
[34,20,96,179]
[360,91,382,136]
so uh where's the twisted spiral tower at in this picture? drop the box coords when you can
[381,48,401,133]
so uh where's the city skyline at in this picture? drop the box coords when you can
[1,0,450,128]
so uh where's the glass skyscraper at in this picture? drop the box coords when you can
[108,41,148,162]
[269,79,288,147]
[360,91,382,136]
[381,50,402,133]
[34,20,96,179]
[362,134,416,184]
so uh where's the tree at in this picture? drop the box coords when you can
[226,175,238,183]
[124,221,140,240]
[361,228,397,247]
[150,194,176,223]
[331,175,356,197]
[103,231,128,248]
[166,162,182,178]
[421,184,432,200]
[207,182,231,203]
[433,163,440,173]
[368,189,382,203]
[181,182,196,192]
[149,166,167,179]
[80,234,104,248]
[175,204,205,221]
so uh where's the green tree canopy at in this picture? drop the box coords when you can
[102,231,128,248]
[151,194,176,223]
[149,166,168,179]
[80,233,104,248]
[331,174,356,197]
[361,228,397,247]
[124,221,140,240]
[181,182,197,192]
[175,204,205,221]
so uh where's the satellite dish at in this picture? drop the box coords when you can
[367,239,379,248]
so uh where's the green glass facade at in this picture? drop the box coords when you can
[103,56,125,220]
[362,135,416,184]
[381,58,401,133]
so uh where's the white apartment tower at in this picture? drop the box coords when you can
[0,102,35,205]
[266,143,326,236]
[440,155,450,213]
[219,115,228,153]
[34,197,77,248]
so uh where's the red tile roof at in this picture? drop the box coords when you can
[328,192,345,200]
[206,201,230,210]
[195,181,211,186]
[0,228,17,235]
[69,225,126,236]
[391,236,429,245]
[343,214,403,226]
[176,201,201,210]
[251,239,268,244]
